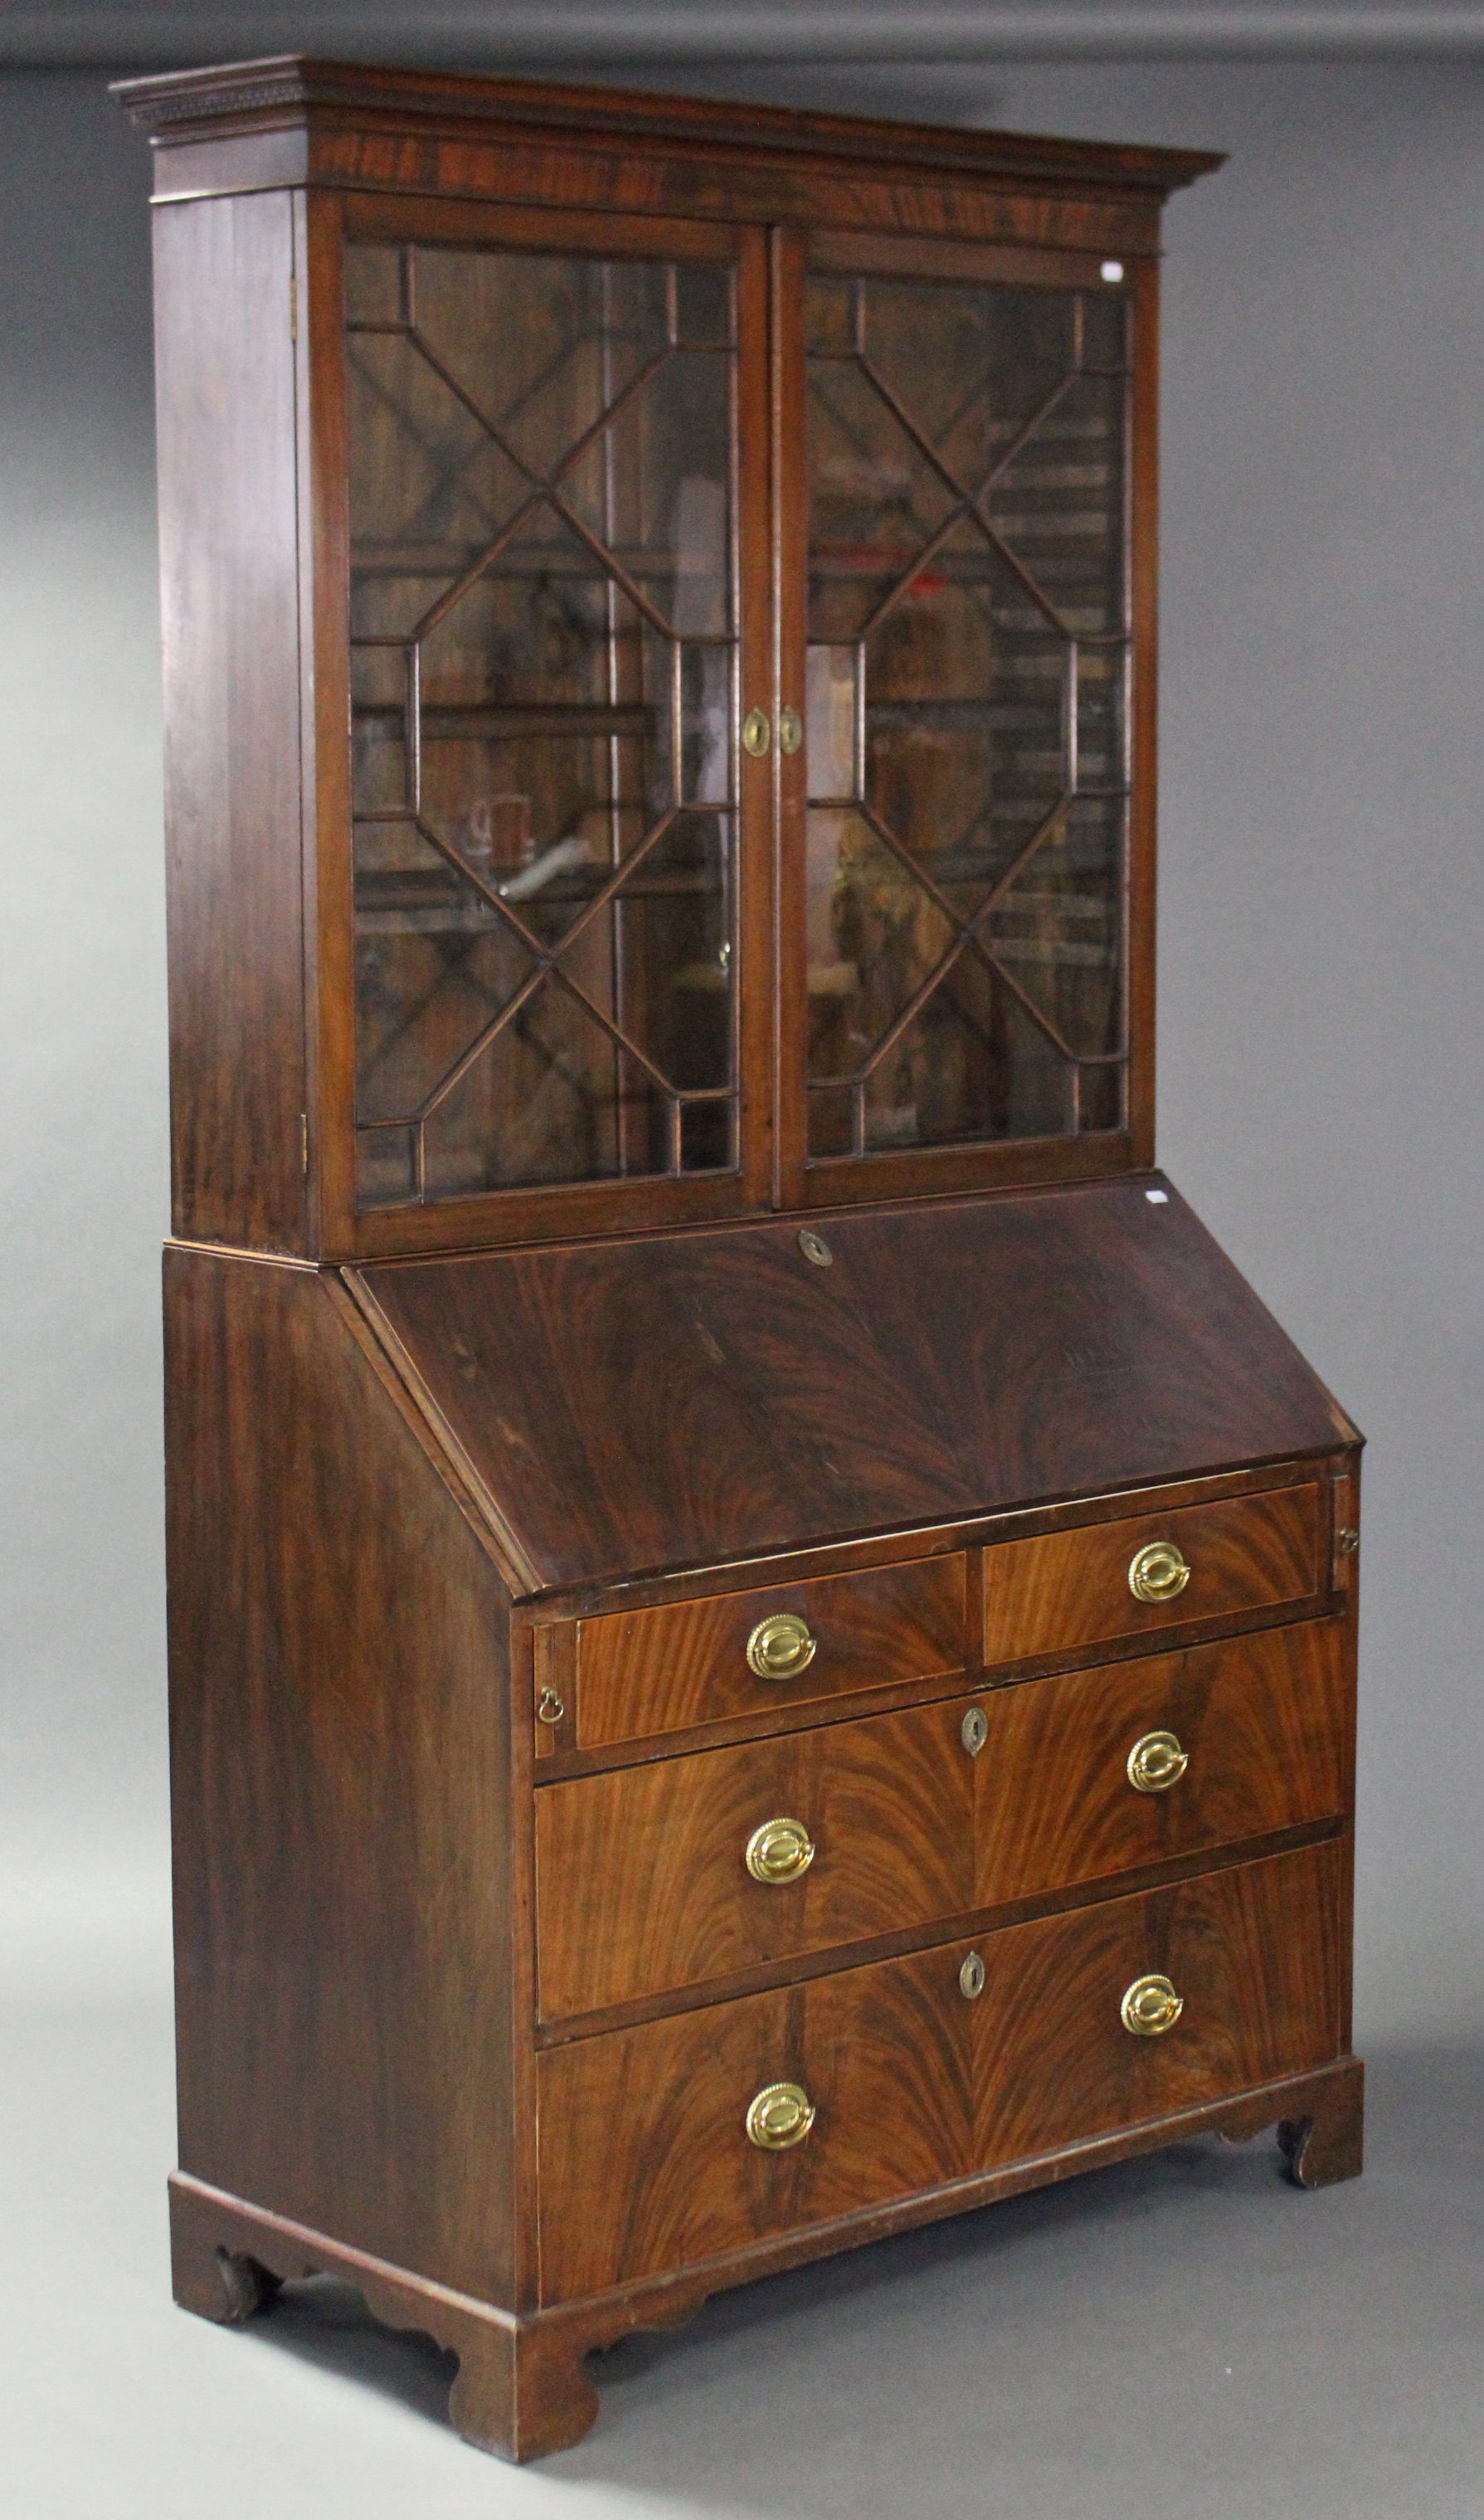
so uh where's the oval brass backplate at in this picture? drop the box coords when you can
[746,2081,815,2150]
[1126,1728,1189,1794]
[777,704,803,754]
[959,1951,985,2001]
[1121,1972,1184,2037]
[961,1706,988,1757]
[798,1226,833,1267]
[747,1611,817,1680]
[742,705,771,758]
[1128,1540,1191,1604]
[745,1816,816,1884]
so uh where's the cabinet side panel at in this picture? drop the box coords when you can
[153,193,308,1252]
[163,1247,516,2303]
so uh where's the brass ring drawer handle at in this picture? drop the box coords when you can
[746,2081,815,2150]
[745,1816,815,1884]
[747,1612,817,1679]
[1128,1540,1191,1603]
[1121,1973,1184,2037]
[1126,1729,1189,1793]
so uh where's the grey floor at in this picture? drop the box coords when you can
[5,1991,1482,2519]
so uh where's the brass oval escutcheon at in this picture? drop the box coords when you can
[536,1688,565,1726]
[746,2080,815,2151]
[777,704,803,754]
[747,1611,817,1680]
[1128,1540,1191,1604]
[959,1950,985,2001]
[961,1705,988,1757]
[798,1226,833,1268]
[1126,1728,1189,1794]
[1121,1972,1184,2038]
[745,1816,816,1884]
[742,705,771,758]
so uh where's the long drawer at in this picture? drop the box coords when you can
[538,1840,1344,2299]
[534,1618,1347,2020]
[982,1481,1323,1669]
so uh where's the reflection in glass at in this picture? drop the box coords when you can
[805,268,1131,1161]
[346,241,738,1209]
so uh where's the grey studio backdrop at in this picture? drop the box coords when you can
[2,7,1483,2514]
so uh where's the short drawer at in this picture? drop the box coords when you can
[573,1554,966,1749]
[535,1618,1347,2020]
[982,1481,1323,1670]
[537,1839,1343,2298]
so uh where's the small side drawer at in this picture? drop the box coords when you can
[535,1618,1346,2021]
[574,1555,967,1749]
[982,1482,1323,1671]
[537,1839,1343,2298]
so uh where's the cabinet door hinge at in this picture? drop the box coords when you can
[300,1112,309,1176]
[290,276,297,342]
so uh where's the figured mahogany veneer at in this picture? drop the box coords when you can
[353,1179,1351,1596]
[538,1840,1343,2299]
[981,1481,1323,1671]
[534,1620,1346,2021]
[127,54,1360,2469]
[573,1557,967,1749]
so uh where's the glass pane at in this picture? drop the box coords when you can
[805,270,1131,1156]
[346,238,740,1208]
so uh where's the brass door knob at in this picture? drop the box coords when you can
[1126,1729,1189,1793]
[777,704,803,754]
[745,1816,815,1884]
[1128,1540,1191,1603]
[746,2081,815,2150]
[747,1612,817,1679]
[742,705,771,758]
[1121,1973,1184,2037]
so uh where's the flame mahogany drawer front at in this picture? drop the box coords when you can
[572,1555,968,1749]
[982,1482,1324,1671]
[537,1840,1344,2299]
[534,1619,1347,2021]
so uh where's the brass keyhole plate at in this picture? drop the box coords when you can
[961,1706,988,1757]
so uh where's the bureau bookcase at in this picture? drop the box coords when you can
[119,57,1363,2461]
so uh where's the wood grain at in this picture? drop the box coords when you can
[354,1181,1355,1591]
[574,1556,966,1747]
[536,1694,975,2020]
[981,1480,1322,1669]
[169,2054,1358,2459]
[153,192,308,1255]
[538,1839,1342,2298]
[164,1244,519,2303]
[535,1619,1346,2020]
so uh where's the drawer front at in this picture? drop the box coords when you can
[575,1554,966,1749]
[982,1482,1322,1670]
[536,1619,1346,2020]
[537,1698,975,2020]
[538,1840,1343,2299]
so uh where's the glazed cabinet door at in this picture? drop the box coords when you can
[309,198,773,1257]
[775,232,1156,1207]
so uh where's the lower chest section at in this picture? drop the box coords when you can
[529,1468,1355,2306]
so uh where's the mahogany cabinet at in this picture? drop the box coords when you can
[119,56,1363,2462]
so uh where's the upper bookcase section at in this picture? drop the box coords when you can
[119,60,1220,1265]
